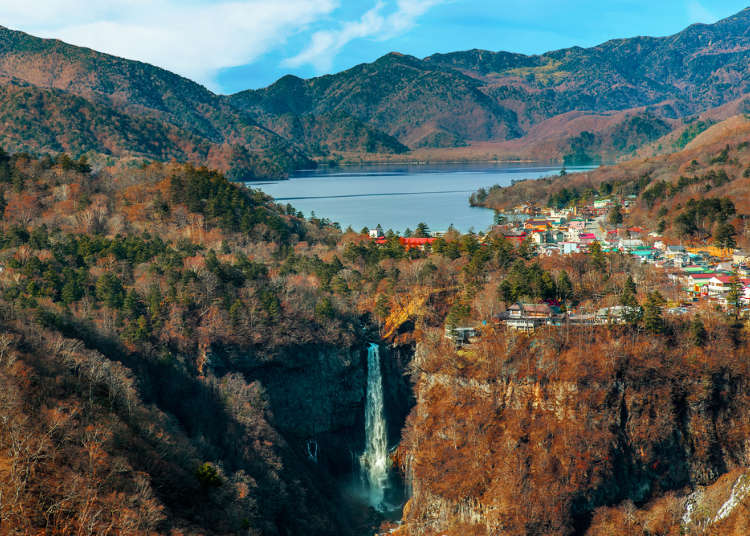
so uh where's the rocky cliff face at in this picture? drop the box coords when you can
[397,328,750,536]
[236,342,414,476]
[243,344,368,479]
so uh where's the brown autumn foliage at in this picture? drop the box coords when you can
[0,154,385,534]
[399,320,750,536]
[479,116,750,246]
[2,149,750,535]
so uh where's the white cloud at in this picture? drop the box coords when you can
[0,0,338,90]
[284,0,447,73]
[687,1,717,24]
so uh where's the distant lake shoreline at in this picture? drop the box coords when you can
[247,163,594,233]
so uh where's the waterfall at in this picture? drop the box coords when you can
[360,343,389,510]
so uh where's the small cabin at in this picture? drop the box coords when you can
[445,326,479,345]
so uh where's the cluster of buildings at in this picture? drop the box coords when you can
[444,199,750,340]
[498,200,648,256]
[665,249,750,305]
[446,302,644,343]
[498,200,750,307]
[367,197,750,342]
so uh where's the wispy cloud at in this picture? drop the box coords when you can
[284,0,447,73]
[0,0,338,91]
[687,0,718,24]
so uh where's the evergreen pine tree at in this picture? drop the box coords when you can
[643,292,665,334]
[556,271,573,302]
[690,315,707,347]
[414,222,430,238]
[607,204,624,225]
[589,241,607,272]
[727,275,743,318]
[498,280,513,304]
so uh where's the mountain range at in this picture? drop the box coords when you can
[0,8,749,176]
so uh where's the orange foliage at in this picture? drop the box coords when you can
[401,324,750,536]
[5,192,40,224]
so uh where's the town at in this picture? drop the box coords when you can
[367,192,750,342]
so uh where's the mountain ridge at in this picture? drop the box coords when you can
[233,7,750,159]
[1,9,750,173]
[0,25,405,177]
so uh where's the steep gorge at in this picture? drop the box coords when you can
[0,154,423,536]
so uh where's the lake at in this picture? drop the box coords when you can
[247,163,590,233]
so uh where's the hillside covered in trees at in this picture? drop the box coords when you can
[0,151,372,535]
[0,25,407,179]
[476,114,750,247]
[0,148,601,534]
[1,9,750,175]
[233,8,750,161]
[2,143,750,534]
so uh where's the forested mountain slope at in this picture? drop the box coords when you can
[233,8,750,159]
[0,26,406,177]
[1,9,750,172]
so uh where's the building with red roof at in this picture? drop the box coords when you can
[399,237,437,250]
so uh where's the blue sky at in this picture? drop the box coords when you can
[0,0,747,93]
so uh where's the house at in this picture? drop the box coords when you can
[631,249,657,262]
[733,250,750,265]
[671,254,691,268]
[524,219,551,231]
[707,275,749,297]
[369,225,385,239]
[506,303,558,331]
[708,275,733,296]
[683,266,713,274]
[515,203,540,216]
[569,220,587,232]
[531,230,550,244]
[627,227,645,238]
[562,242,581,255]
[619,239,644,251]
[551,230,566,243]
[578,233,597,245]
[549,210,571,221]
[567,312,596,325]
[684,273,715,295]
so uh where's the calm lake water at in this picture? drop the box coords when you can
[247,163,590,233]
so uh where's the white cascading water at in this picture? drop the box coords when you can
[360,343,389,510]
